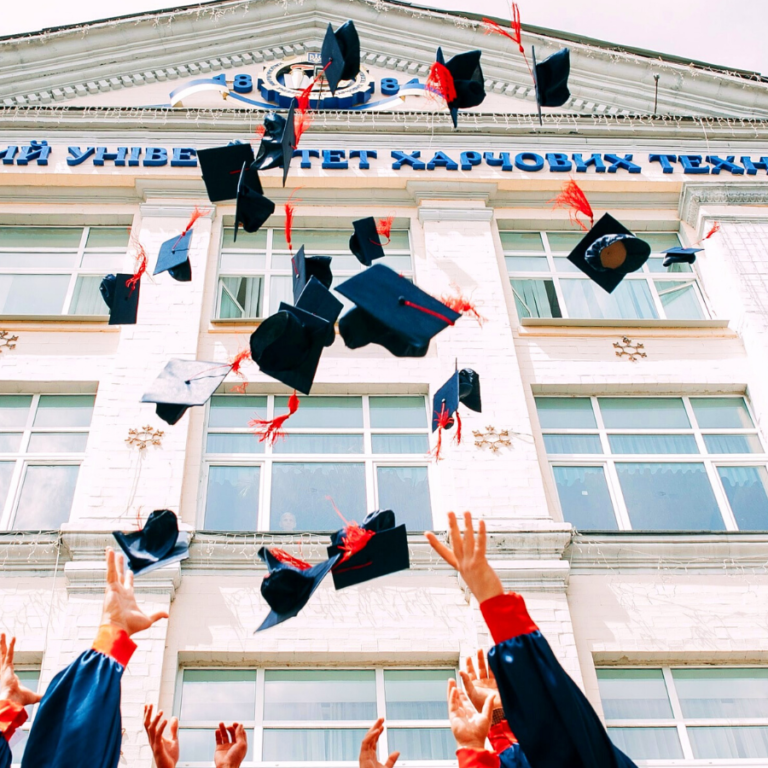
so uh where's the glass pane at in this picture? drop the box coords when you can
[68,276,109,315]
[617,463,724,531]
[222,227,267,248]
[607,728,683,760]
[689,727,768,759]
[270,463,365,531]
[372,434,429,453]
[646,257,693,274]
[179,729,254,764]
[86,228,130,249]
[0,434,21,451]
[377,466,431,530]
[384,670,454,719]
[180,670,257,721]
[206,433,264,454]
[543,434,602,454]
[0,461,15,511]
[599,398,689,429]
[510,278,561,319]
[718,466,768,530]
[505,255,549,272]
[536,398,596,429]
[673,668,768,718]
[561,278,658,320]
[0,227,83,248]
[218,276,262,319]
[208,396,267,428]
[597,669,673,719]
[204,466,260,531]
[273,434,364,454]
[12,465,79,529]
[378,254,412,272]
[691,397,754,428]
[0,396,31,428]
[499,232,544,251]
[34,396,94,428]
[369,397,427,429]
[0,253,78,269]
[705,434,762,453]
[387,729,455,760]
[219,252,266,271]
[276,397,363,428]
[262,729,367,761]
[608,434,698,454]
[27,433,88,453]
[274,229,349,251]
[0,275,70,315]
[264,670,376,721]
[546,232,584,252]
[552,257,582,274]
[268,275,294,315]
[553,466,617,530]
[11,729,29,764]
[643,233,682,252]
[658,281,705,320]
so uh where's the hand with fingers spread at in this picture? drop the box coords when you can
[143,704,179,768]
[214,722,248,768]
[425,512,503,604]
[448,678,494,752]
[461,650,501,713]
[0,633,41,708]
[102,547,169,636]
[359,718,400,768]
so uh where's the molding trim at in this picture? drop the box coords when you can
[139,201,217,218]
[0,532,62,572]
[418,207,494,223]
[680,182,768,227]
[64,561,182,598]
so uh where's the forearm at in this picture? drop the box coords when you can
[480,594,538,646]
[456,748,499,768]
[92,624,137,667]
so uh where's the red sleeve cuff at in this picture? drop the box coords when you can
[92,624,137,667]
[456,748,500,768]
[0,700,27,742]
[488,720,518,753]
[480,593,539,645]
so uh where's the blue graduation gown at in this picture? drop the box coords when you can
[0,735,10,768]
[499,743,531,768]
[483,593,637,768]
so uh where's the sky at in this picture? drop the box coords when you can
[4,0,768,75]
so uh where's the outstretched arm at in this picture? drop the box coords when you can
[144,705,179,768]
[359,718,399,768]
[214,722,248,768]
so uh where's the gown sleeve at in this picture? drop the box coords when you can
[0,699,27,768]
[489,719,531,768]
[482,593,637,768]
[20,625,136,768]
[457,747,500,768]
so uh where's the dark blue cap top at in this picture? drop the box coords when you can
[100,273,140,325]
[436,47,485,128]
[534,48,571,108]
[198,143,255,202]
[349,217,385,266]
[322,20,360,94]
[432,371,460,432]
[113,509,190,576]
[662,247,702,267]
[291,245,334,303]
[154,229,192,282]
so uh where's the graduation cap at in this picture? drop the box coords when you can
[432,368,482,432]
[113,509,190,576]
[234,164,275,242]
[349,217,386,267]
[154,208,207,283]
[141,358,229,425]
[321,20,361,94]
[100,273,140,325]
[295,275,342,347]
[291,245,333,303]
[428,47,486,129]
[253,103,296,187]
[336,264,461,357]
[256,547,340,632]
[567,214,651,294]
[662,247,702,267]
[532,46,571,125]
[327,509,409,590]
[198,142,255,202]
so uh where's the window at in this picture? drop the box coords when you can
[536,396,768,531]
[597,667,768,762]
[503,231,709,321]
[10,669,39,766]
[176,668,455,766]
[0,227,130,316]
[203,395,431,532]
[216,227,413,320]
[0,394,94,530]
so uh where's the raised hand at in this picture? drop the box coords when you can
[143,704,179,768]
[447,678,493,751]
[460,649,501,713]
[425,512,503,603]
[0,634,41,708]
[359,718,400,768]
[214,722,248,768]
[101,547,169,636]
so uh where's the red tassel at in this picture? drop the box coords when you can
[375,216,394,246]
[125,240,147,292]
[441,284,486,327]
[255,124,267,140]
[269,547,312,571]
[249,391,300,445]
[430,403,455,462]
[293,108,313,147]
[699,221,720,242]
[454,410,462,446]
[549,180,595,231]
[326,496,375,562]
[285,189,302,256]
[426,61,457,103]
[229,348,250,376]
[181,206,207,236]
[482,18,524,55]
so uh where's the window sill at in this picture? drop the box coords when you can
[0,315,113,329]
[520,318,730,329]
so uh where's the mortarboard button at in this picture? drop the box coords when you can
[567,213,651,294]
[434,47,486,129]
[100,273,140,325]
[349,217,385,266]
[141,359,229,425]
[295,275,342,347]
[662,247,702,267]
[198,143,255,202]
[234,164,276,242]
[113,509,190,576]
[154,229,192,282]
[533,48,571,108]
[253,102,296,187]
[458,368,482,412]
[321,20,360,94]
[291,245,333,303]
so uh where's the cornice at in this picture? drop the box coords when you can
[0,531,62,572]
[64,561,182,598]
[419,208,494,223]
[680,182,768,227]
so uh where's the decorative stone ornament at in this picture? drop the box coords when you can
[473,426,512,453]
[125,425,164,451]
[613,336,647,362]
[0,330,18,353]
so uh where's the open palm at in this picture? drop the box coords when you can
[214,722,248,768]
[0,634,41,707]
[359,718,399,768]
[143,705,179,768]
[461,650,501,712]
[447,679,493,751]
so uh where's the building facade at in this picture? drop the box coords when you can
[0,1,767,765]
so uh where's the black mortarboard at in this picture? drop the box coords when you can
[327,509,409,590]
[113,509,190,576]
[141,358,229,425]
[154,229,192,282]
[100,273,140,325]
[459,368,482,412]
[349,217,385,266]
[198,143,255,202]
[662,247,702,267]
[432,368,482,432]
[253,103,296,187]
[533,47,571,108]
[321,20,360,95]
[234,164,275,242]
[567,214,651,294]
[295,275,342,347]
[256,547,340,631]
[291,245,333,303]
[249,302,332,394]
[336,264,461,357]
[436,47,486,129]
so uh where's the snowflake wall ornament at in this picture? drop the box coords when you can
[614,336,647,362]
[473,427,512,453]
[126,425,164,451]
[0,331,18,353]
